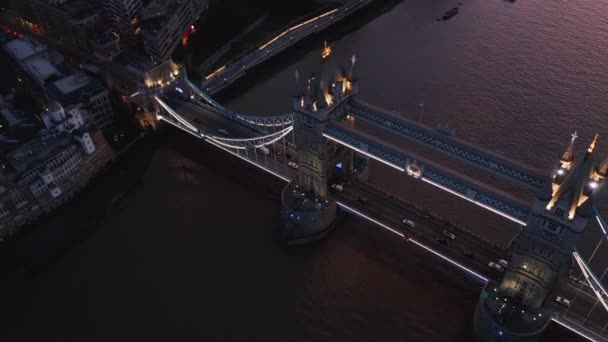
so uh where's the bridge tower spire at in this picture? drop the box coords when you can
[474,133,607,341]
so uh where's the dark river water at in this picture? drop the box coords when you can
[224,0,608,272]
[2,0,607,341]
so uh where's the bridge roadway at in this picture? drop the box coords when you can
[325,121,531,225]
[347,99,548,192]
[162,96,259,138]
[201,0,373,95]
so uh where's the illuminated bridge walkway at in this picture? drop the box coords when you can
[154,77,608,342]
[200,0,373,95]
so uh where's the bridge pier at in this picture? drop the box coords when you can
[280,182,338,244]
[473,284,550,342]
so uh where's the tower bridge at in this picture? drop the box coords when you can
[149,50,608,342]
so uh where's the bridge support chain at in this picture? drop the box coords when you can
[280,181,337,244]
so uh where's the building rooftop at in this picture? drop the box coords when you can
[23,55,62,84]
[141,0,175,20]
[4,37,47,61]
[46,72,105,104]
[93,31,120,46]
[6,132,75,174]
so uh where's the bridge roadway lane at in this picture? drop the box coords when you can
[202,0,374,95]
[329,181,508,283]
[339,116,538,205]
[162,96,260,138]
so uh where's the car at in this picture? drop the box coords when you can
[442,230,456,240]
[498,259,509,268]
[258,146,270,156]
[436,237,450,246]
[288,161,299,169]
[331,184,343,192]
[275,150,282,156]
[355,195,368,204]
[556,296,571,308]
[488,262,504,273]
[402,219,415,228]
[286,153,295,160]
[218,129,229,136]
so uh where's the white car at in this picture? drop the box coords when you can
[488,262,504,273]
[442,230,456,240]
[217,129,229,136]
[331,184,343,192]
[402,219,415,228]
[556,296,571,308]
[498,259,509,268]
[288,161,299,169]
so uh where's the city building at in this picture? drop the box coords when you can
[46,73,114,129]
[102,0,143,46]
[3,36,114,129]
[0,126,113,237]
[29,0,102,52]
[0,180,39,237]
[8,132,83,200]
[41,101,88,133]
[140,0,208,63]
[91,31,121,62]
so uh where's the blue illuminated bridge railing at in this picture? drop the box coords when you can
[324,124,530,225]
[347,99,547,190]
[184,77,294,129]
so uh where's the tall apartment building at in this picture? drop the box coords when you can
[140,0,208,63]
[103,0,143,45]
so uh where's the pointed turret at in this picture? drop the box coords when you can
[598,156,608,176]
[294,69,304,97]
[560,131,577,167]
[547,134,600,220]
[314,79,328,110]
[348,54,358,82]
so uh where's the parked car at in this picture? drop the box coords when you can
[488,262,504,273]
[217,128,230,136]
[436,237,450,246]
[556,296,571,308]
[402,219,415,228]
[498,259,509,268]
[287,161,299,169]
[463,250,474,258]
[331,184,343,192]
[355,195,368,204]
[442,230,456,240]
[286,153,295,160]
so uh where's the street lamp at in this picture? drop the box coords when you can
[418,103,424,122]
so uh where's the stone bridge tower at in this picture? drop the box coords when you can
[280,48,358,244]
[474,133,608,341]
